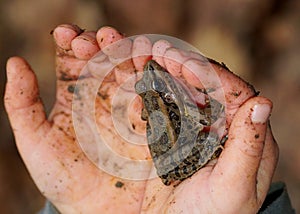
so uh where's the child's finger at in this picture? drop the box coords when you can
[212,96,272,199]
[4,57,50,151]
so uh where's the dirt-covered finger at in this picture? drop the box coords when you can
[71,31,100,60]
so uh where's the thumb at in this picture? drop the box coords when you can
[4,57,50,154]
[213,96,272,193]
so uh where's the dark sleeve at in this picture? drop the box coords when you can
[259,182,295,214]
[38,201,60,214]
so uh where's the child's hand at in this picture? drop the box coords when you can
[4,24,278,213]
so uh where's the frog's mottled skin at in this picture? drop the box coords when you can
[135,60,224,185]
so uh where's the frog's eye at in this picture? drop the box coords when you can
[163,93,175,103]
[152,78,166,92]
[135,81,146,94]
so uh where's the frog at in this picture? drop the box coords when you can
[135,59,225,185]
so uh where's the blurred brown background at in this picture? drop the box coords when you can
[0,0,299,213]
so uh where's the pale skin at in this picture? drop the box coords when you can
[4,24,279,214]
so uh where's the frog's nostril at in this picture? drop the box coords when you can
[144,60,156,72]
[148,64,154,72]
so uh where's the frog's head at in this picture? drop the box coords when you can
[135,60,169,96]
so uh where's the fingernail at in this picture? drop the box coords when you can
[251,104,271,124]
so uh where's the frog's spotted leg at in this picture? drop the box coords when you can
[156,135,221,176]
[157,131,223,184]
